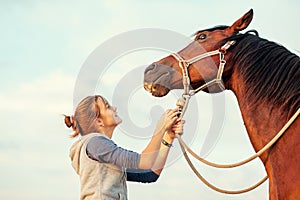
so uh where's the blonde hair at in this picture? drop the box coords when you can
[64,95,103,138]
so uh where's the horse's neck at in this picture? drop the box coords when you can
[233,98,282,151]
[226,73,287,161]
[222,33,300,200]
[231,82,300,199]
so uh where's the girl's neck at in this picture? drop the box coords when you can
[98,126,116,139]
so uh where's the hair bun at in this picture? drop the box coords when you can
[64,115,73,128]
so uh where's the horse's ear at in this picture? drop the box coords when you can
[229,9,253,33]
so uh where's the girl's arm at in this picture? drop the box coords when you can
[86,110,180,171]
[138,109,179,169]
[125,120,184,183]
[151,120,184,175]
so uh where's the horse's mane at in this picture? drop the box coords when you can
[221,31,300,117]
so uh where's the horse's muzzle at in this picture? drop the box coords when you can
[143,63,172,97]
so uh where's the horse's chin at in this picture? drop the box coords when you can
[144,82,170,97]
[152,87,170,97]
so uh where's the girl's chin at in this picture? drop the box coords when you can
[115,117,122,125]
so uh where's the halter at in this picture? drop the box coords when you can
[172,40,236,118]
[171,40,236,97]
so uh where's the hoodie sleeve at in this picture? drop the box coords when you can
[126,168,159,183]
[86,136,141,169]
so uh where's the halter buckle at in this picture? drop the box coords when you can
[220,40,236,54]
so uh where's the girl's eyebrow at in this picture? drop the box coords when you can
[104,101,110,108]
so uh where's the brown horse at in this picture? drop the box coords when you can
[143,9,300,200]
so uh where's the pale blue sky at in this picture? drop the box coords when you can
[0,1,299,200]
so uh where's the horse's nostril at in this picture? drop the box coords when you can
[145,63,157,74]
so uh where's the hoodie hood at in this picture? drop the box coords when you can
[69,133,99,174]
[69,139,83,174]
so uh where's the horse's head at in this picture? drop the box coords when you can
[144,9,253,97]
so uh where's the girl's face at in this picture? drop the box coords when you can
[97,98,122,127]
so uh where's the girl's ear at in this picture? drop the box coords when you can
[96,118,105,127]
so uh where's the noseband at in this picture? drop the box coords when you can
[171,40,236,96]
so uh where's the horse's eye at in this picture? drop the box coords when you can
[197,34,207,40]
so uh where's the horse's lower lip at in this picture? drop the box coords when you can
[144,82,156,94]
[143,82,170,97]
[144,82,153,93]
[143,71,171,97]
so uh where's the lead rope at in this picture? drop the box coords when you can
[177,107,300,169]
[179,140,269,194]
[176,95,299,193]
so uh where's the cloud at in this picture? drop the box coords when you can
[0,70,80,200]
[0,70,75,114]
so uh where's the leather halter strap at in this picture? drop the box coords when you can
[171,41,236,96]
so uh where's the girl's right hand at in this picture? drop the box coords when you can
[167,119,185,139]
[155,109,179,133]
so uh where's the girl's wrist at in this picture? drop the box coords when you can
[161,138,173,148]
[163,133,174,144]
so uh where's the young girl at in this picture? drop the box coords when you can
[64,95,184,200]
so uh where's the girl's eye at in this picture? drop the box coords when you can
[197,34,207,40]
